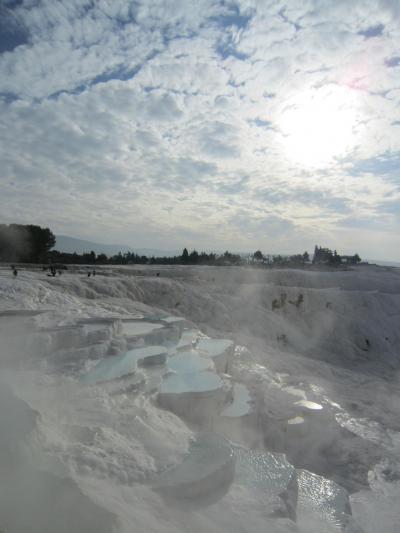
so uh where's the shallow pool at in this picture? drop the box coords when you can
[120,321,165,337]
[159,371,223,394]
[197,338,233,358]
[168,351,214,374]
[81,346,167,384]
[221,383,252,417]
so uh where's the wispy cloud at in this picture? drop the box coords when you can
[0,0,399,259]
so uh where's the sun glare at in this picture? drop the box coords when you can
[279,86,359,168]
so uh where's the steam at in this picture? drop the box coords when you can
[0,385,116,533]
[0,224,31,263]
[0,264,399,532]
[0,321,116,533]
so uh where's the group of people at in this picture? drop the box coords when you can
[48,265,59,277]
[10,264,97,278]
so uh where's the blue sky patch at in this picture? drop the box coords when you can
[0,6,29,53]
[358,23,385,39]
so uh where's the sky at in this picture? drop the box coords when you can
[0,0,399,260]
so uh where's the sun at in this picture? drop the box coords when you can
[279,86,359,168]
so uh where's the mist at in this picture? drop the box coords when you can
[0,263,399,532]
[0,225,31,263]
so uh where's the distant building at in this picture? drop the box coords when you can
[313,246,361,266]
[341,255,361,265]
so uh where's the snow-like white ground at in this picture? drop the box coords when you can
[0,264,399,533]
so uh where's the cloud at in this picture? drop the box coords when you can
[196,120,242,159]
[349,153,400,182]
[230,210,295,237]
[385,56,400,67]
[0,0,399,259]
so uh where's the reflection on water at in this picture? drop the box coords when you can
[295,400,323,410]
[297,469,350,530]
[234,445,294,496]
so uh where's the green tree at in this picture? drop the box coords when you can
[312,245,319,264]
[27,225,56,261]
[182,248,189,262]
[0,224,55,262]
[189,250,199,263]
[97,253,108,263]
[253,250,263,261]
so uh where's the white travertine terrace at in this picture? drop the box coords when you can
[1,263,398,532]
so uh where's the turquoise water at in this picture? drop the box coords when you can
[81,353,137,384]
[162,316,186,324]
[175,329,198,350]
[81,346,167,384]
[120,321,164,336]
[159,371,223,394]
[221,383,252,417]
[168,351,214,374]
[197,338,233,358]
[124,345,168,366]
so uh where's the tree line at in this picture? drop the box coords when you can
[48,248,244,266]
[48,246,360,267]
[0,224,361,267]
[0,224,55,263]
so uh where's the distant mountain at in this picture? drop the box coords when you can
[367,259,400,268]
[53,235,179,257]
